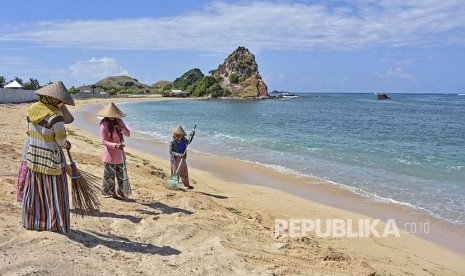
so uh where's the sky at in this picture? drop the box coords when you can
[1,0,464,93]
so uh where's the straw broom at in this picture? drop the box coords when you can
[121,148,131,198]
[65,148,100,216]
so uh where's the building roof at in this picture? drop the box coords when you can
[4,80,23,89]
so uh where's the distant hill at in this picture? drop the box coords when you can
[151,80,172,89]
[171,68,205,91]
[94,75,150,94]
[151,80,172,93]
[87,47,269,98]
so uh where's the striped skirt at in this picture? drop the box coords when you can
[21,168,70,233]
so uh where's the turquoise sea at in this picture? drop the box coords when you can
[119,93,465,225]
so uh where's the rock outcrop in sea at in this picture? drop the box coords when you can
[212,46,269,98]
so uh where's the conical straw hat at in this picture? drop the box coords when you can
[60,105,74,124]
[171,125,186,136]
[96,102,127,118]
[35,81,75,106]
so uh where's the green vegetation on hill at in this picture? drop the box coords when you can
[93,75,150,95]
[161,68,230,98]
[170,68,204,91]
[151,80,172,94]
[190,76,230,97]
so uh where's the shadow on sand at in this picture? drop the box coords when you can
[195,191,228,199]
[142,202,193,215]
[73,210,143,224]
[69,230,181,256]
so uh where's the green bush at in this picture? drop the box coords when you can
[69,86,79,94]
[229,73,239,84]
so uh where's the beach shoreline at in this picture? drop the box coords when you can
[74,97,465,255]
[0,98,464,275]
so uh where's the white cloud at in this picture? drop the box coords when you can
[0,56,33,67]
[0,1,464,52]
[380,67,413,80]
[68,57,129,84]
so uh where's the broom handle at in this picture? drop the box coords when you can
[66,148,73,163]
[116,128,126,169]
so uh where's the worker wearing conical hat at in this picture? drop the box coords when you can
[17,102,74,204]
[21,81,74,233]
[169,125,195,189]
[98,102,130,199]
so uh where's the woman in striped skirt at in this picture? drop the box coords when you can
[21,81,74,233]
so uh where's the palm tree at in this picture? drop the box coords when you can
[13,76,23,85]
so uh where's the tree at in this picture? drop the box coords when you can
[209,83,230,98]
[229,73,239,84]
[13,76,23,85]
[124,81,134,88]
[0,76,5,88]
[23,78,40,90]
[69,86,79,94]
[162,83,173,91]
[91,84,97,93]
[172,68,204,90]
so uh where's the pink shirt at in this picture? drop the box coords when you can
[101,118,130,164]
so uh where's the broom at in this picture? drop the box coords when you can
[166,124,197,190]
[120,148,131,198]
[66,148,100,216]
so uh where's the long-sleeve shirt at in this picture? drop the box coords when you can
[169,136,189,164]
[27,114,67,175]
[101,118,130,164]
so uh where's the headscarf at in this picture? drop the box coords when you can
[100,117,120,140]
[28,96,61,124]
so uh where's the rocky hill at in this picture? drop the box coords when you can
[212,46,269,98]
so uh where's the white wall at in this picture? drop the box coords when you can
[0,89,109,103]
[72,93,109,99]
[0,88,38,103]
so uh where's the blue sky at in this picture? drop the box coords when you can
[1,0,464,93]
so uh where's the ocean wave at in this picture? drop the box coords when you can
[395,153,421,165]
[318,179,465,225]
[132,129,169,141]
[446,165,464,171]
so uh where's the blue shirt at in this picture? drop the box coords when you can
[176,139,186,154]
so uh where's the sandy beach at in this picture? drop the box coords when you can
[1,97,464,276]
